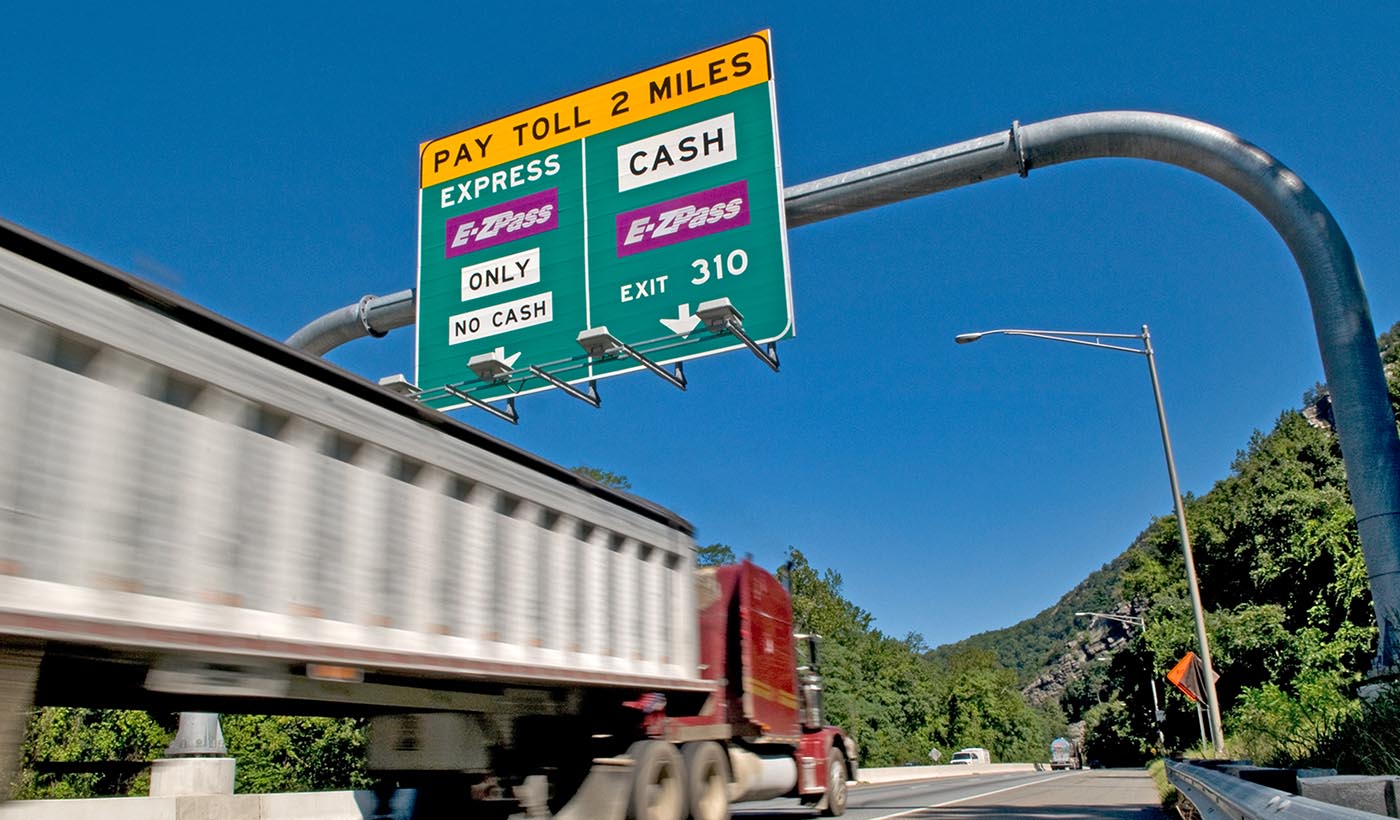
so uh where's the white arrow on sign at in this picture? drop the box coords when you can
[659,304,702,338]
[493,346,522,367]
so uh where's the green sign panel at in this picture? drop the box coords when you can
[415,32,791,408]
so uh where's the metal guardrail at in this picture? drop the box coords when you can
[1166,760,1389,819]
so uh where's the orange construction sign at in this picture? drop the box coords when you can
[1167,652,1206,702]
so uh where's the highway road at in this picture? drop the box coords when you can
[736,769,1168,820]
[0,768,1169,819]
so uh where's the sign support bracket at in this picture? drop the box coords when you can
[695,297,780,372]
[445,387,519,425]
[725,322,780,372]
[613,340,687,391]
[579,327,687,391]
[528,367,601,408]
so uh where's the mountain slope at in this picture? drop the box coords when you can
[928,546,1139,683]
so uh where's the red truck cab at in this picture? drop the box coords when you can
[655,560,856,817]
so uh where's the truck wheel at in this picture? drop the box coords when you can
[627,740,685,820]
[681,741,730,820]
[820,746,848,817]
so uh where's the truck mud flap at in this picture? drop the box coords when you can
[553,756,633,820]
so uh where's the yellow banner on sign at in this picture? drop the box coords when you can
[419,32,772,189]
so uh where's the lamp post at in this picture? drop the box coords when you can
[1075,611,1169,752]
[957,325,1225,754]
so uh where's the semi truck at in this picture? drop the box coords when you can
[0,220,856,819]
[1049,738,1074,770]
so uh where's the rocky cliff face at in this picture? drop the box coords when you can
[1302,384,1334,430]
[1022,612,1135,707]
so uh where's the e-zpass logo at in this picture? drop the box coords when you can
[445,188,557,259]
[615,180,750,257]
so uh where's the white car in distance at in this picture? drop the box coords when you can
[949,747,991,765]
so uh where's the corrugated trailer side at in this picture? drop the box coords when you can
[0,219,708,713]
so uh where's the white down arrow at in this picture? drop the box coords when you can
[493,347,522,367]
[659,304,702,338]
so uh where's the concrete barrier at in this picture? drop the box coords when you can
[1298,774,1400,817]
[148,758,235,798]
[858,763,1040,784]
[0,790,366,820]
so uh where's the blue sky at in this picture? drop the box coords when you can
[2,5,1397,649]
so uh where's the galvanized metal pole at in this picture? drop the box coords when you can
[1143,324,1226,754]
[791,112,1400,676]
[1148,674,1166,752]
[285,289,416,355]
[294,111,1400,676]
[1194,702,1209,755]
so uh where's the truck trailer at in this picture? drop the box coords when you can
[0,220,855,819]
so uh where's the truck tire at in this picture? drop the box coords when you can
[821,746,848,817]
[627,740,685,820]
[681,741,730,820]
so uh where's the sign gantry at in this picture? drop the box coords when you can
[412,32,793,419]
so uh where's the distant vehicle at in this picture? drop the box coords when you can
[949,747,991,765]
[1050,737,1077,770]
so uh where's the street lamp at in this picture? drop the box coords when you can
[1075,611,1169,752]
[957,325,1225,754]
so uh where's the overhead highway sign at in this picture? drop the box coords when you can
[415,31,792,409]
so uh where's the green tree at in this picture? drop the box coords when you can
[1082,699,1142,766]
[1308,683,1400,775]
[1120,394,1379,760]
[221,715,371,793]
[936,650,1049,763]
[781,547,872,642]
[695,542,736,567]
[833,630,946,766]
[14,708,171,798]
[1231,668,1359,764]
[570,465,631,491]
[780,547,949,766]
[12,710,372,798]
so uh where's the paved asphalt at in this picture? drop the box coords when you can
[735,769,1168,820]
